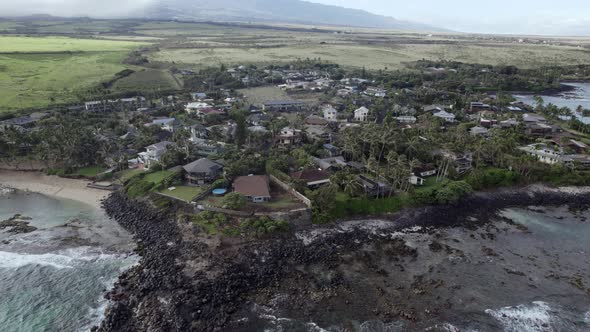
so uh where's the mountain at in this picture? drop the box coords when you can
[143,0,442,32]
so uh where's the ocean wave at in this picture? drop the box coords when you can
[585,310,590,324]
[0,186,15,196]
[0,247,122,270]
[485,301,553,332]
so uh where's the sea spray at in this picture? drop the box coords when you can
[485,301,554,332]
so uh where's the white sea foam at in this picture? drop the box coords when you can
[0,186,15,195]
[584,310,590,324]
[485,301,553,332]
[0,247,121,270]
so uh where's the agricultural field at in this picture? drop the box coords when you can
[0,36,149,112]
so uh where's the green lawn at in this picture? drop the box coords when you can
[0,36,148,112]
[144,170,175,184]
[159,186,204,202]
[115,168,144,184]
[74,166,107,178]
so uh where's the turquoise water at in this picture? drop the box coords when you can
[0,190,136,332]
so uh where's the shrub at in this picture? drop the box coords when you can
[223,192,247,210]
[241,216,290,236]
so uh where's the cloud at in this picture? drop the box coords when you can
[0,0,157,18]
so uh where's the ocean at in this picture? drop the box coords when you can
[0,189,136,332]
[514,82,590,123]
[239,205,590,332]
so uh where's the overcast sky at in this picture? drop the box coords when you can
[1,0,589,35]
[309,0,590,35]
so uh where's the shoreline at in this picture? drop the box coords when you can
[0,170,108,209]
[95,185,590,332]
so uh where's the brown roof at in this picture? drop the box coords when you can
[233,175,271,198]
[291,169,331,182]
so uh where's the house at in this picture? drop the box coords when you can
[523,113,547,124]
[232,175,271,203]
[85,101,110,112]
[304,115,328,127]
[262,100,306,112]
[470,102,491,113]
[188,124,208,141]
[322,105,339,121]
[313,156,347,171]
[395,116,417,124]
[305,125,330,142]
[568,139,588,154]
[276,127,302,147]
[191,138,226,156]
[525,123,555,137]
[291,168,331,189]
[364,87,387,98]
[470,126,489,136]
[191,92,207,101]
[519,143,565,165]
[185,102,212,114]
[147,118,179,132]
[131,141,174,169]
[409,175,425,186]
[413,165,437,178]
[454,153,473,174]
[433,110,456,123]
[323,144,341,157]
[480,118,498,128]
[247,113,271,126]
[183,158,224,185]
[354,106,370,122]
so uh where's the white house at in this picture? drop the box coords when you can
[433,110,456,123]
[354,106,370,122]
[518,143,564,165]
[409,175,425,186]
[185,102,211,114]
[322,105,338,121]
[130,141,174,170]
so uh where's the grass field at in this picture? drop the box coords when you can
[150,43,590,70]
[0,36,148,112]
[1,18,590,113]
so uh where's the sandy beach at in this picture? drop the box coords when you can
[0,171,108,209]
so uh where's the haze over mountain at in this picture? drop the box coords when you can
[0,0,442,32]
[142,0,442,31]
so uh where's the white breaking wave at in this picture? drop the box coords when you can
[485,301,553,332]
[0,186,15,196]
[0,247,120,270]
[584,310,590,324]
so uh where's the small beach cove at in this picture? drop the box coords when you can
[0,171,137,332]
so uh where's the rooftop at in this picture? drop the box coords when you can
[233,175,271,198]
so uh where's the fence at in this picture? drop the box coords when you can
[269,174,312,208]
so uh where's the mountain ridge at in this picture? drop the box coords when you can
[142,0,444,32]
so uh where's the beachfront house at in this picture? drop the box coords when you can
[232,175,272,203]
[183,158,224,185]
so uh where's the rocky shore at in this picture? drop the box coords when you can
[94,186,590,332]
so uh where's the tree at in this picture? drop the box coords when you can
[223,192,247,210]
